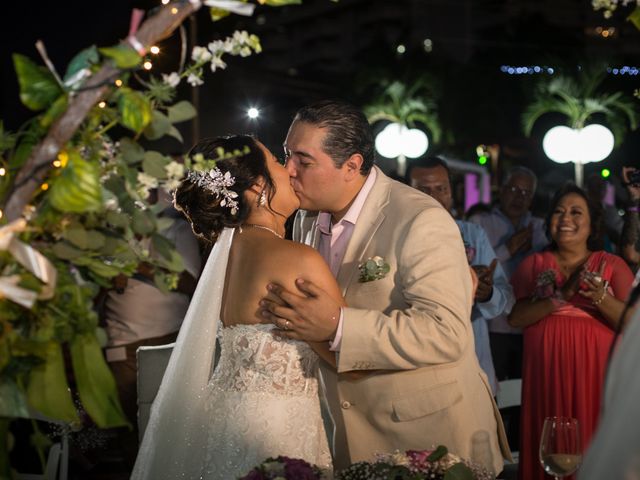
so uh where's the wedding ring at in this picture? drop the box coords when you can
[283,320,291,330]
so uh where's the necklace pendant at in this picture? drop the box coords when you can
[242,223,284,239]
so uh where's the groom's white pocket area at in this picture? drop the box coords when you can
[392,380,463,421]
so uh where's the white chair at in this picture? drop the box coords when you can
[136,343,174,440]
[496,378,522,480]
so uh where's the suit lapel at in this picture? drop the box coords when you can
[336,167,391,294]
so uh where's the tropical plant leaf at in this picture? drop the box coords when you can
[39,94,69,129]
[118,88,152,133]
[48,150,103,213]
[64,45,99,84]
[105,211,131,229]
[26,342,79,423]
[70,333,129,428]
[51,242,85,260]
[142,151,170,179]
[143,111,172,140]
[119,137,145,164]
[629,6,640,30]
[99,45,141,69]
[13,54,63,111]
[132,209,156,236]
[151,232,176,260]
[0,379,30,418]
[427,445,448,461]
[167,100,197,123]
[167,125,184,143]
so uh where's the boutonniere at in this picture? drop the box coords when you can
[358,256,390,283]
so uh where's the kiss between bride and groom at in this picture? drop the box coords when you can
[131,100,509,479]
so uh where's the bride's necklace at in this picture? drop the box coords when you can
[242,223,284,239]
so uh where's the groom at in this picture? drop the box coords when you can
[261,100,509,473]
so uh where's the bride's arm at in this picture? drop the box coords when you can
[299,249,346,371]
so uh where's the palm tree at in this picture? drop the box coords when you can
[364,77,442,144]
[522,66,638,185]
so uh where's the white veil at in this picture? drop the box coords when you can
[131,227,235,479]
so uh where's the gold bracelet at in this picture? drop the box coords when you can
[593,290,607,305]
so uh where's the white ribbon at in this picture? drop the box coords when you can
[203,0,256,16]
[0,219,57,307]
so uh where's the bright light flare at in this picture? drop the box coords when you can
[247,107,260,119]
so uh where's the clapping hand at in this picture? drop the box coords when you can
[579,261,608,304]
[472,258,498,303]
[260,279,343,342]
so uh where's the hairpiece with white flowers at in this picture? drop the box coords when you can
[186,167,239,215]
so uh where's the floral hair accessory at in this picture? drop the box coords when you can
[187,167,239,215]
[358,256,390,283]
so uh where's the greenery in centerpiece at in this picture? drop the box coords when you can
[0,0,305,475]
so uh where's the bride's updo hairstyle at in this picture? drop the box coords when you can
[174,135,275,242]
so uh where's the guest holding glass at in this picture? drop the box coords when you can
[508,184,634,480]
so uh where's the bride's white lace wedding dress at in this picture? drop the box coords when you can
[132,229,331,479]
[201,323,331,478]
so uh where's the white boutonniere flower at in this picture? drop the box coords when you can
[358,256,390,283]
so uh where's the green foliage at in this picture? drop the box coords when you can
[48,149,103,213]
[13,54,63,111]
[70,333,129,428]
[118,88,152,133]
[0,0,300,469]
[167,100,197,123]
[64,45,99,87]
[99,44,142,69]
[628,6,640,30]
[26,342,79,423]
[364,77,442,143]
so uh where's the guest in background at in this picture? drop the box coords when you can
[103,188,202,469]
[407,156,515,395]
[468,166,548,449]
[468,166,548,382]
[508,184,634,480]
[620,166,640,270]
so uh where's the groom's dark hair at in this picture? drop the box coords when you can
[293,100,375,175]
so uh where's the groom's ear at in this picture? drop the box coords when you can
[342,154,364,180]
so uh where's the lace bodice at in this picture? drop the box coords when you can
[209,323,320,396]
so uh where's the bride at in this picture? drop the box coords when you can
[131,135,344,479]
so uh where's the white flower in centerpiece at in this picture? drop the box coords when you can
[162,72,181,88]
[208,40,226,55]
[137,172,159,190]
[165,161,185,180]
[210,56,227,72]
[186,73,204,87]
[191,45,213,63]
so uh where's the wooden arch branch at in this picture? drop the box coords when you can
[3,1,200,221]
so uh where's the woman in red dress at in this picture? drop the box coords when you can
[509,184,633,480]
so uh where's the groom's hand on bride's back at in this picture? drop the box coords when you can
[259,279,343,342]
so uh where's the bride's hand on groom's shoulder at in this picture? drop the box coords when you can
[259,279,342,343]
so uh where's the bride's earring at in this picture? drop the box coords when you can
[258,190,267,207]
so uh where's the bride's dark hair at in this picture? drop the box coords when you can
[174,135,275,242]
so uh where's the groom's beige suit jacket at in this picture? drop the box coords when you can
[293,167,509,473]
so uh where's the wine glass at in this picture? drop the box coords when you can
[539,416,582,479]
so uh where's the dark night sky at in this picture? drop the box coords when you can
[1,0,639,208]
